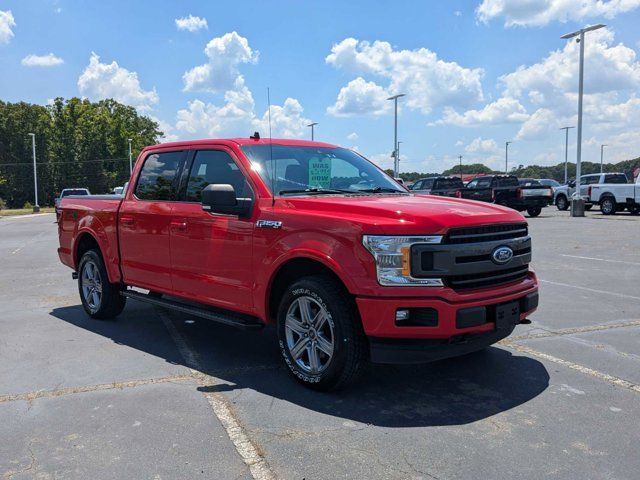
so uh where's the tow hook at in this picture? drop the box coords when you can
[72,272,78,280]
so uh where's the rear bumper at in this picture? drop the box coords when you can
[356,275,538,363]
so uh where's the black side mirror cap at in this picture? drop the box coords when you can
[202,184,253,217]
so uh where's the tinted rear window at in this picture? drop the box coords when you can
[435,178,463,189]
[496,177,519,187]
[62,189,89,197]
[604,174,628,184]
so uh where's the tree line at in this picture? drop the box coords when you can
[0,98,162,208]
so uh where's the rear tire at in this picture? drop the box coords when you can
[78,249,126,319]
[556,195,569,211]
[600,197,617,215]
[277,275,367,391]
[527,206,542,217]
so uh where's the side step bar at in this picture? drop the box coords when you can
[121,290,264,331]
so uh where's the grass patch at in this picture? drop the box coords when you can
[0,207,55,217]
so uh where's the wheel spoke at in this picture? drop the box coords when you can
[285,315,307,335]
[313,310,327,331]
[297,297,313,324]
[290,337,309,360]
[91,290,100,308]
[308,344,321,373]
[315,333,333,356]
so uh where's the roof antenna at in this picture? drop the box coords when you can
[267,87,275,207]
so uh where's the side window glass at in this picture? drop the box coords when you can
[467,180,478,189]
[186,150,253,203]
[423,179,434,189]
[135,151,183,201]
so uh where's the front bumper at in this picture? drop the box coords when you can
[356,274,538,364]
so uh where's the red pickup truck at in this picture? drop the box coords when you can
[57,137,538,390]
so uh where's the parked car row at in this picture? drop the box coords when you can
[408,175,553,217]
[552,172,639,215]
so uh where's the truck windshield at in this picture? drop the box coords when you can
[61,189,89,197]
[241,145,406,196]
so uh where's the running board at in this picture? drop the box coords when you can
[121,290,264,331]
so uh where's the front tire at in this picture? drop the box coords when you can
[527,206,542,217]
[556,195,569,211]
[78,249,126,319]
[277,275,366,391]
[600,197,617,215]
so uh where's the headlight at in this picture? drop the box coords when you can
[362,235,444,286]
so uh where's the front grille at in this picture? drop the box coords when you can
[446,223,528,244]
[445,265,529,291]
[455,246,531,264]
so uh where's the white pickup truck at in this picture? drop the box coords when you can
[553,173,628,211]
[589,174,640,215]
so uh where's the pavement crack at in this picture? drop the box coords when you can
[505,319,640,342]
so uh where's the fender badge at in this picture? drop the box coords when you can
[256,220,282,229]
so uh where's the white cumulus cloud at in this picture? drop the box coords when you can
[0,10,16,44]
[327,77,390,117]
[436,96,529,126]
[465,137,499,153]
[183,31,258,93]
[175,14,208,32]
[326,38,484,115]
[476,0,640,27]
[78,53,159,111]
[21,53,64,67]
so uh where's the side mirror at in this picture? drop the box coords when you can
[568,181,575,188]
[202,184,252,217]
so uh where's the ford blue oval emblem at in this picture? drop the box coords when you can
[492,246,513,265]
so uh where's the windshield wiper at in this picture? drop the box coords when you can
[279,187,355,195]
[356,186,406,194]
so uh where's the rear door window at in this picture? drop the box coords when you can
[135,151,185,201]
[421,179,435,189]
[604,174,628,184]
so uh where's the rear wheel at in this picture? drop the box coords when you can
[78,249,126,319]
[277,275,366,391]
[527,206,542,217]
[556,195,569,211]
[600,197,617,215]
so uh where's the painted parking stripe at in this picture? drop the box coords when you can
[560,254,640,267]
[540,279,640,301]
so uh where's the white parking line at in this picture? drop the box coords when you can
[505,342,640,395]
[560,254,640,267]
[540,279,640,301]
[157,309,276,480]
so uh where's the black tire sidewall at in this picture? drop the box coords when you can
[527,207,542,217]
[78,249,124,319]
[556,196,568,210]
[601,198,615,215]
[276,277,355,388]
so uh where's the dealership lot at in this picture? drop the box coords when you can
[1,210,639,479]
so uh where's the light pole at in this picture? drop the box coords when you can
[387,93,406,177]
[600,144,608,173]
[307,122,318,141]
[27,133,39,213]
[458,155,463,179]
[561,23,606,217]
[560,126,575,184]
[505,141,512,174]
[128,138,133,174]
[397,141,402,171]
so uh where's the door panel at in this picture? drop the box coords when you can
[118,150,186,292]
[170,148,255,313]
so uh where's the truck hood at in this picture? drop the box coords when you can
[280,194,526,235]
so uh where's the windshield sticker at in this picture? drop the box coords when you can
[309,157,332,188]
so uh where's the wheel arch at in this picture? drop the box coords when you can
[266,257,353,325]
[74,229,121,283]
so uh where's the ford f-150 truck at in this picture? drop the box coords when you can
[462,175,552,217]
[589,173,639,215]
[57,138,539,390]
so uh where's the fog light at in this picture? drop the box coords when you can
[395,309,410,321]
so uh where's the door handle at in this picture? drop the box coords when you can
[121,216,134,227]
[170,220,188,232]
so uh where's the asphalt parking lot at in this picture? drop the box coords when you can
[1,208,639,480]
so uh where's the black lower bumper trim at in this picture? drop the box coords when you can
[369,326,515,365]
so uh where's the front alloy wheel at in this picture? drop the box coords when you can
[285,296,335,375]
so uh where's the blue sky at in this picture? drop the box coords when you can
[1,0,639,173]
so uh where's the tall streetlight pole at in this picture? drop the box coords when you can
[561,23,606,217]
[128,138,133,174]
[560,126,575,184]
[307,122,318,141]
[397,141,402,172]
[600,144,608,173]
[27,133,39,213]
[505,141,512,174]
[458,155,463,179]
[387,94,405,177]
